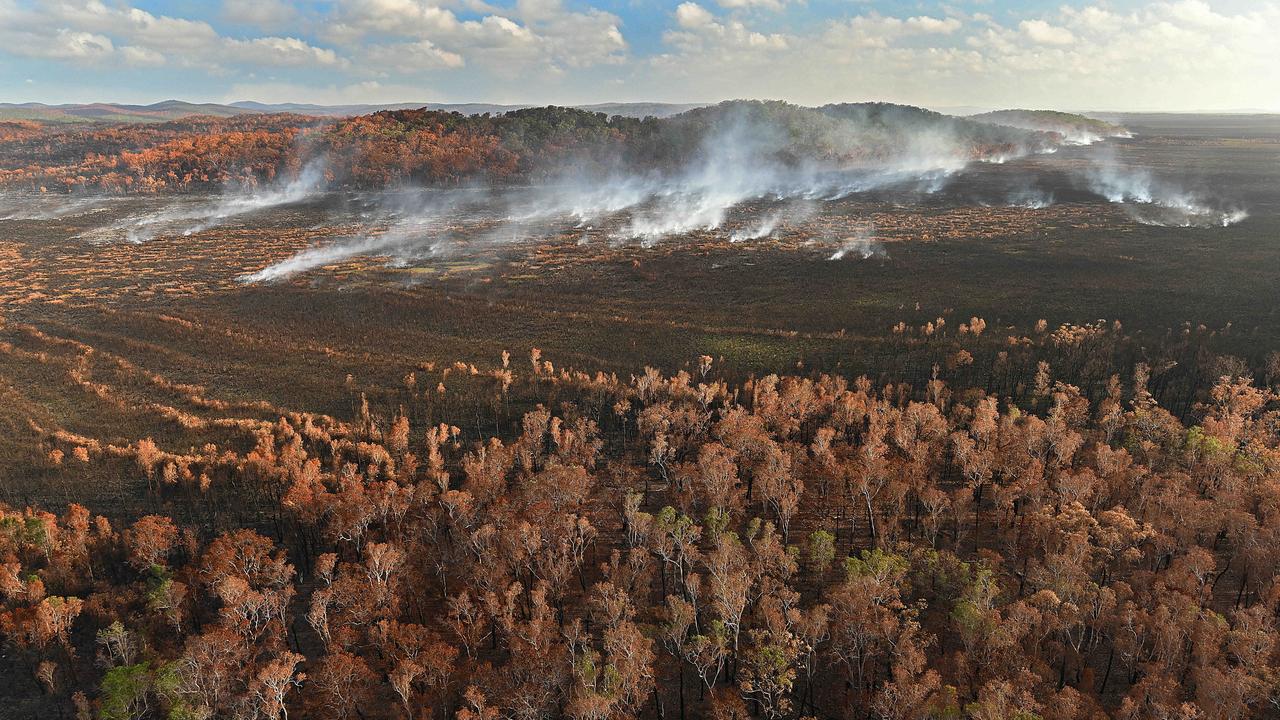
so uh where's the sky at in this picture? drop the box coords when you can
[0,0,1277,111]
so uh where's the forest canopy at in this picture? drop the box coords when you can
[4,311,1280,719]
[0,102,1095,193]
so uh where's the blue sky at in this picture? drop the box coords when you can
[1,0,1277,110]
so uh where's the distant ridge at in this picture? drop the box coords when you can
[0,100,706,123]
[0,101,258,123]
[969,109,1129,139]
[228,101,510,117]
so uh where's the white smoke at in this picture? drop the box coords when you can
[74,160,331,244]
[1083,148,1247,227]
[970,112,1133,147]
[828,224,885,260]
[511,108,989,247]
[237,188,485,283]
[177,160,330,236]
[729,201,818,242]
[238,232,407,283]
[218,108,1245,283]
[0,194,117,221]
[1006,188,1054,209]
[234,113,1048,282]
[1046,129,1122,146]
[730,211,784,243]
[507,174,658,227]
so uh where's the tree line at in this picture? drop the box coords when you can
[0,102,1061,194]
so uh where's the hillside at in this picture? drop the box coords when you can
[0,101,260,124]
[0,101,1076,192]
[970,109,1129,141]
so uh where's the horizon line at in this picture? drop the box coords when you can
[2,98,1279,116]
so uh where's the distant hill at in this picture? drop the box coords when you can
[969,109,1129,141]
[820,102,1050,148]
[0,101,258,123]
[0,100,1110,193]
[233,101,701,118]
[0,100,707,124]
[644,100,1055,164]
[576,102,703,118]
[228,101,516,117]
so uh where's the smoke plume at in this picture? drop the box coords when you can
[36,102,1247,282]
[1081,147,1247,227]
[828,224,885,260]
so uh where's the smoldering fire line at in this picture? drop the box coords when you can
[48,102,1241,281]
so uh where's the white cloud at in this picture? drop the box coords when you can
[2,0,1278,112]
[50,1,223,52]
[716,0,799,12]
[229,37,346,68]
[665,3,788,58]
[645,1,1280,111]
[364,39,466,70]
[0,0,344,71]
[1060,6,1121,33]
[330,0,624,72]
[512,0,626,68]
[1020,19,1076,46]
[326,0,469,41]
[221,0,298,29]
[46,29,115,60]
[120,45,165,67]
[822,14,962,50]
[675,3,715,29]
[905,16,962,35]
